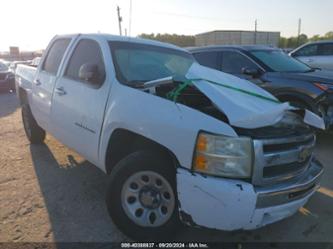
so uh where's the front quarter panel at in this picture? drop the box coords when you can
[99,83,238,171]
[263,73,323,100]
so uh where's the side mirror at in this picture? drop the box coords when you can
[79,63,100,84]
[241,67,261,77]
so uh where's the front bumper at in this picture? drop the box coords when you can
[177,158,323,231]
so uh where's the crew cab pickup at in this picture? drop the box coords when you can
[15,34,325,240]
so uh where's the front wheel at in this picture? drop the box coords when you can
[106,151,180,240]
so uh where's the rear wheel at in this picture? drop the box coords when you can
[106,151,180,240]
[21,104,46,144]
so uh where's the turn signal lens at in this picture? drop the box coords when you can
[195,154,207,170]
[196,133,207,152]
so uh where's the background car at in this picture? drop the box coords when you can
[30,57,41,67]
[290,40,333,71]
[189,45,333,130]
[9,60,32,74]
[0,61,15,92]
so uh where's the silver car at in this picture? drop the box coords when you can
[290,40,333,71]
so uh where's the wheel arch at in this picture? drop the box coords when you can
[104,128,180,175]
[274,90,317,112]
[18,87,28,106]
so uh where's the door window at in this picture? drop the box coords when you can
[42,39,70,74]
[65,39,106,86]
[221,51,259,74]
[193,52,221,70]
[294,44,318,57]
[317,43,333,56]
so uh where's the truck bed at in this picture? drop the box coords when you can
[15,64,37,90]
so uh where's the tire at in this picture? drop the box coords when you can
[106,151,180,240]
[21,104,46,144]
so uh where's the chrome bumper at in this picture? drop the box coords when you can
[256,158,323,208]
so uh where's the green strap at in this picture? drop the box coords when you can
[166,79,193,102]
[166,77,280,104]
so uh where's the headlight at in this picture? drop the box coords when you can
[193,132,253,178]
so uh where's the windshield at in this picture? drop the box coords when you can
[250,50,311,73]
[0,62,9,71]
[109,41,194,85]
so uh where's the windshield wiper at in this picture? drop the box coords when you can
[304,67,321,73]
[142,76,174,89]
[126,77,175,89]
[125,80,147,88]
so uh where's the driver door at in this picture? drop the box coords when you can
[220,50,265,86]
[50,38,110,164]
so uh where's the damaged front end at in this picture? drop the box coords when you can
[176,114,323,231]
[129,59,325,230]
[316,92,333,131]
[150,64,325,231]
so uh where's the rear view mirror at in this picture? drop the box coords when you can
[79,63,100,84]
[241,67,261,77]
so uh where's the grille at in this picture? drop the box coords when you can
[252,133,316,186]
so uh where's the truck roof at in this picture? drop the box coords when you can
[54,33,187,52]
[187,45,279,53]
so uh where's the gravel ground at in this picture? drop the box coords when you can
[0,92,332,243]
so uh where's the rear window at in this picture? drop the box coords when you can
[42,39,70,74]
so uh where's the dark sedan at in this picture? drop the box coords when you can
[189,45,333,130]
[0,61,15,92]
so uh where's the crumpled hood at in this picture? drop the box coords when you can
[185,63,325,129]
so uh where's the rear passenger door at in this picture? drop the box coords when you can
[50,38,111,164]
[31,38,71,129]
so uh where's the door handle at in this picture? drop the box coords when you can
[307,58,314,63]
[55,87,66,96]
[34,79,42,86]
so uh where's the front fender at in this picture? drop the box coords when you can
[98,84,238,172]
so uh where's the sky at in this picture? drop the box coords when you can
[1,0,332,51]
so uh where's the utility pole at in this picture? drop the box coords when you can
[254,19,258,44]
[297,18,302,46]
[129,0,132,36]
[117,6,123,36]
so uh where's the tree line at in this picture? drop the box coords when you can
[138,31,333,48]
[279,31,333,48]
[138,33,195,47]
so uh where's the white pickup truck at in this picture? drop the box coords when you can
[15,34,325,240]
